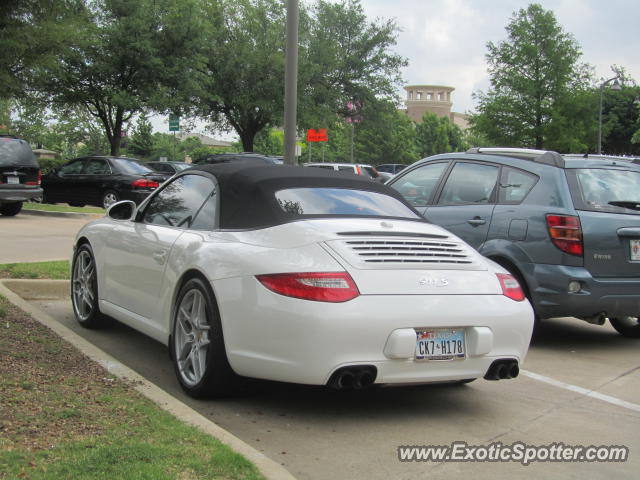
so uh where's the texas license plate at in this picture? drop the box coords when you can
[7,176,19,184]
[631,239,640,261]
[415,328,465,360]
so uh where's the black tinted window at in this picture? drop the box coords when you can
[143,175,216,228]
[499,167,538,204]
[59,159,85,175]
[275,188,419,218]
[438,162,499,205]
[112,158,153,175]
[390,162,448,207]
[84,158,111,175]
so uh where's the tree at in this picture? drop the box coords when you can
[0,0,87,99]
[470,3,592,149]
[30,0,204,155]
[600,83,640,156]
[129,113,154,158]
[350,99,418,165]
[415,113,466,157]
[196,0,406,153]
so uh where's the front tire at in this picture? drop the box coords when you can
[71,244,104,328]
[0,201,22,216]
[171,277,235,398]
[609,317,640,338]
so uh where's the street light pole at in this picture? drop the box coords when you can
[283,0,299,165]
[598,76,622,154]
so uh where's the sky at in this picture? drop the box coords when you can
[155,0,639,137]
[362,0,640,114]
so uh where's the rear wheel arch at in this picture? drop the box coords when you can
[170,269,221,342]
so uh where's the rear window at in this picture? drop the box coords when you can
[568,168,640,214]
[275,188,419,219]
[112,158,154,175]
[0,137,37,167]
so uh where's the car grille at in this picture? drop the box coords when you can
[325,234,483,270]
[344,239,472,264]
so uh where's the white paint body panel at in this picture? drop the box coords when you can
[75,217,534,385]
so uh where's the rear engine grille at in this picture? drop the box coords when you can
[344,239,472,264]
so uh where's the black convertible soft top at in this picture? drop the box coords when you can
[188,160,420,229]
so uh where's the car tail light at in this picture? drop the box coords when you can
[132,178,159,189]
[25,169,42,186]
[256,272,360,303]
[355,165,362,175]
[546,214,583,256]
[496,273,525,301]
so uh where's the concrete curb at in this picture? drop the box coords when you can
[0,279,296,480]
[22,208,103,219]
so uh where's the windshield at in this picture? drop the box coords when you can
[112,158,154,175]
[570,168,640,214]
[275,188,419,219]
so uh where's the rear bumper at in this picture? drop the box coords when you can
[213,276,535,385]
[0,187,43,202]
[529,263,640,319]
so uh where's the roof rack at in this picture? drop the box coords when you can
[466,147,565,168]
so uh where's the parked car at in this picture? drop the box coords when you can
[43,156,169,209]
[147,161,192,175]
[376,163,407,175]
[304,162,381,180]
[72,162,534,397]
[197,152,283,165]
[0,135,42,216]
[387,147,640,337]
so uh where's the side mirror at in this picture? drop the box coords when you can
[107,200,136,221]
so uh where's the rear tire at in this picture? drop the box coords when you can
[0,201,22,216]
[101,190,120,209]
[171,277,235,398]
[609,317,640,338]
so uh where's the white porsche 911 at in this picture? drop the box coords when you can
[72,161,534,398]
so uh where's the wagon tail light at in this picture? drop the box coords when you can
[546,214,583,256]
[496,273,525,302]
[131,178,159,189]
[25,169,42,186]
[256,272,360,303]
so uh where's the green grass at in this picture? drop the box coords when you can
[23,202,104,214]
[0,295,265,480]
[0,260,70,280]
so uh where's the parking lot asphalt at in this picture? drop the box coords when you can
[28,297,640,480]
[4,214,640,479]
[0,212,100,263]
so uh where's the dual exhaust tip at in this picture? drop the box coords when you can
[484,359,519,380]
[328,366,377,390]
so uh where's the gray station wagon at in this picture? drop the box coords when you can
[388,148,640,337]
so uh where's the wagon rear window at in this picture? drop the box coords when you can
[275,188,419,218]
[569,168,640,214]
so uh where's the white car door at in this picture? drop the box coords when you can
[102,174,217,324]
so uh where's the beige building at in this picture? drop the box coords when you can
[404,85,469,130]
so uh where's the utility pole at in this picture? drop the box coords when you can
[283,0,299,165]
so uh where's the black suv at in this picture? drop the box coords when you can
[0,135,42,216]
[388,147,640,337]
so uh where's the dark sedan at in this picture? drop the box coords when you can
[43,156,169,209]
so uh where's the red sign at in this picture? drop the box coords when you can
[307,128,328,142]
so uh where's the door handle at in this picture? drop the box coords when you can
[467,217,486,226]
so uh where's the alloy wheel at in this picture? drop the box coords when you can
[72,250,96,321]
[174,289,211,386]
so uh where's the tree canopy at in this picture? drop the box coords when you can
[470,3,592,150]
